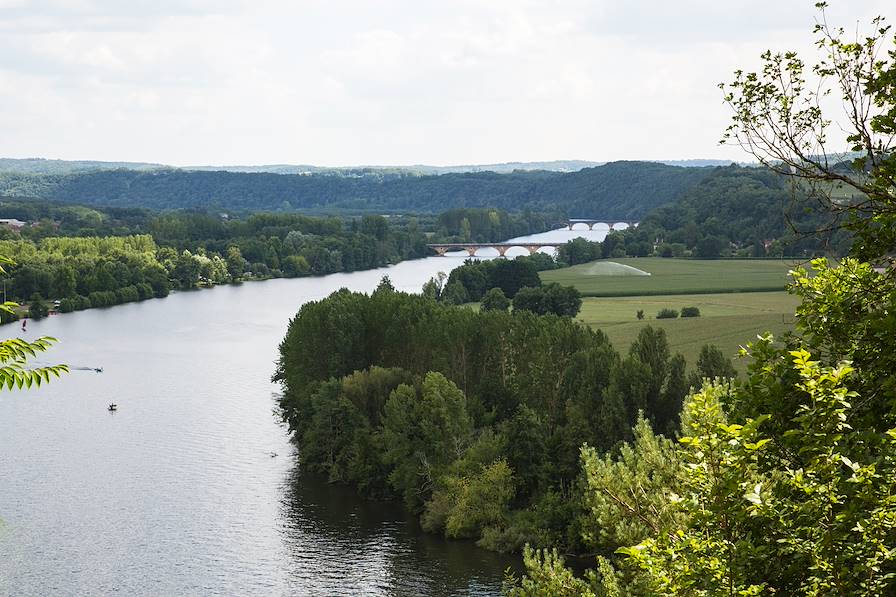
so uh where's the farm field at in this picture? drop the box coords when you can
[577,291,800,373]
[540,258,798,296]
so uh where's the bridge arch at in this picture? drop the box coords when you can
[427,242,562,257]
[567,219,638,231]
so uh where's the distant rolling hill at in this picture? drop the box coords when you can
[0,160,713,217]
[184,160,607,175]
[0,157,602,176]
[0,157,167,175]
[0,157,737,176]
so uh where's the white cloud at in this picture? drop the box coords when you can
[0,0,892,165]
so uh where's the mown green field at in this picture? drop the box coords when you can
[540,258,798,296]
[578,292,800,373]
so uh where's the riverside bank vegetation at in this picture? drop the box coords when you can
[0,203,553,317]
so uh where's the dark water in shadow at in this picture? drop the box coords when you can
[281,469,519,596]
[0,227,608,595]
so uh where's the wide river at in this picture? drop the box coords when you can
[0,226,611,596]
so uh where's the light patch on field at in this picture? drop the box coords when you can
[541,258,795,296]
[583,261,650,276]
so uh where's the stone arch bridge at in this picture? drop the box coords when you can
[427,243,562,257]
[427,219,638,257]
[566,218,638,230]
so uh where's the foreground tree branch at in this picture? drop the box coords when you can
[720,2,896,259]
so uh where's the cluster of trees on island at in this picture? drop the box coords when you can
[275,283,736,555]
[423,255,583,317]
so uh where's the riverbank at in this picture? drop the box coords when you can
[1,224,617,323]
[1,263,406,323]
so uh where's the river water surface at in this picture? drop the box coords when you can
[0,226,611,596]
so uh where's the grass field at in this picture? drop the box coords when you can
[578,292,800,373]
[540,258,798,296]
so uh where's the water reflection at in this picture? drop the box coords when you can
[280,464,521,596]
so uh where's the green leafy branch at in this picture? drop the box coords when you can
[0,336,69,390]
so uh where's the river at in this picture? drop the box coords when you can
[0,226,612,596]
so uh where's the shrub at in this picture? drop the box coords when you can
[512,283,582,317]
[60,294,91,311]
[136,282,154,300]
[28,293,49,319]
[58,298,76,313]
[88,290,118,308]
[656,308,679,319]
[442,280,470,305]
[512,287,544,314]
[481,287,510,312]
[116,285,140,303]
[282,255,310,277]
[680,306,701,318]
[251,262,271,277]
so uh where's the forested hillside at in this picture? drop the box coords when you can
[0,161,710,216]
[613,165,857,258]
[0,158,166,174]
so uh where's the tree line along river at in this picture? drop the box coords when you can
[0,227,608,596]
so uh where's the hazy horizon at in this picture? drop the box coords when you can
[0,155,739,169]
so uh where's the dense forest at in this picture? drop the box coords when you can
[548,165,858,262]
[274,285,735,554]
[627,165,857,257]
[0,161,710,216]
[423,253,582,317]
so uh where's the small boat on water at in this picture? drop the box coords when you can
[95,368,103,373]
[108,403,117,412]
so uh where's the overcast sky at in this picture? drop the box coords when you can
[0,1,890,166]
